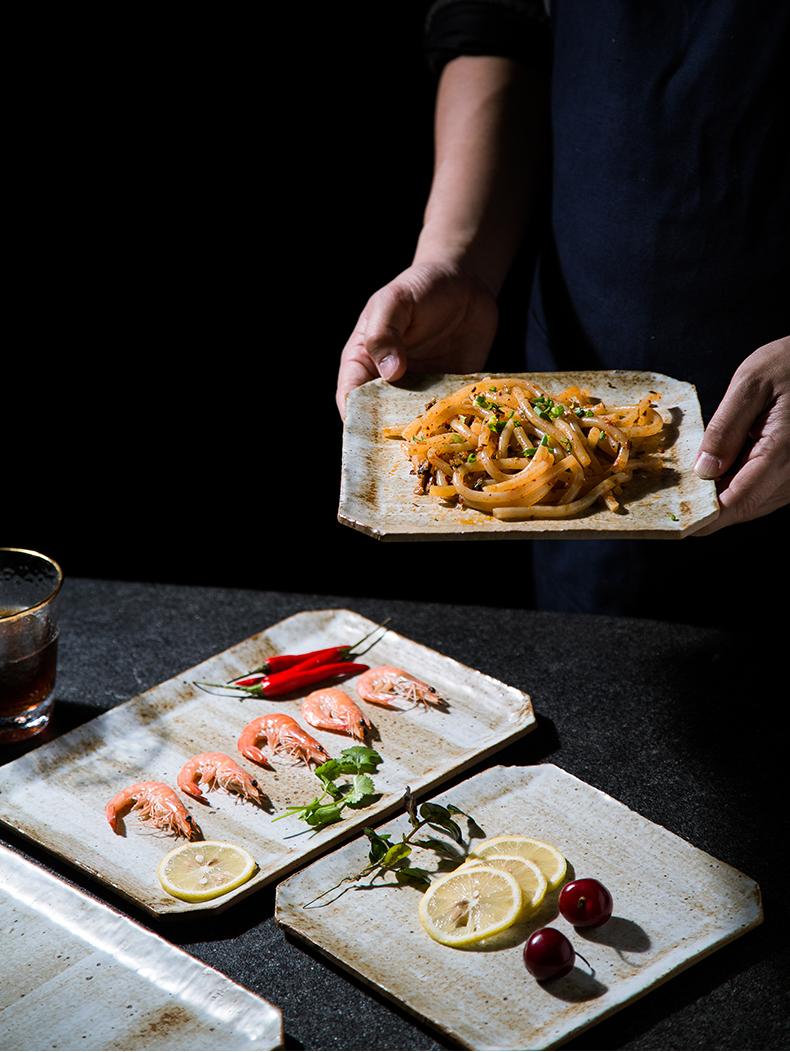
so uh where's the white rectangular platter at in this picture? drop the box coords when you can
[276,764,762,1051]
[0,844,283,1050]
[0,610,534,916]
[339,371,720,539]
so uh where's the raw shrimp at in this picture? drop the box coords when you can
[355,666,446,709]
[177,752,270,806]
[238,713,331,768]
[105,781,200,839]
[301,688,372,740]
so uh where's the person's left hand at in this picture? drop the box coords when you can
[693,335,790,535]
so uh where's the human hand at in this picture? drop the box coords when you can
[335,261,498,418]
[693,336,790,535]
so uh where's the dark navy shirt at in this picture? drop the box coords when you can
[424,1,789,624]
[426,0,790,420]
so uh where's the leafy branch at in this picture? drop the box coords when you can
[303,786,484,906]
[274,745,382,832]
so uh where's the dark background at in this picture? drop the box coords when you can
[7,3,533,603]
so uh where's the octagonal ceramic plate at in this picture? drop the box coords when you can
[276,764,761,1050]
[0,611,534,916]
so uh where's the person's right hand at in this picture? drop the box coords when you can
[335,261,499,418]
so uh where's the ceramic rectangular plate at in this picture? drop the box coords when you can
[339,371,719,540]
[0,844,283,1050]
[276,764,762,1051]
[0,610,534,917]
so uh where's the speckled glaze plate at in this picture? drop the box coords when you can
[339,371,719,540]
[276,764,762,1051]
[0,610,534,916]
[0,844,283,1050]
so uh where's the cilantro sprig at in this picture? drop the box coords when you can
[275,745,382,832]
[304,786,483,906]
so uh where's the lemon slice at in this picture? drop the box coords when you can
[460,853,547,916]
[418,865,523,947]
[158,841,257,902]
[468,835,567,891]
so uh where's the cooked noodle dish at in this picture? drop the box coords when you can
[383,376,665,520]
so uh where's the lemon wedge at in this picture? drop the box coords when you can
[468,835,567,891]
[418,865,523,947]
[460,853,547,917]
[158,840,257,902]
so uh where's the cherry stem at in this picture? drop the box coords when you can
[575,950,595,976]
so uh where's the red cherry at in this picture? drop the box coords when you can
[523,927,575,980]
[558,878,613,928]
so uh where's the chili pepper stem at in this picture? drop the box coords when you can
[345,617,392,656]
[195,682,253,697]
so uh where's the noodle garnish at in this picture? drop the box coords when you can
[385,377,665,520]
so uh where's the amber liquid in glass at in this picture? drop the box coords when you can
[0,607,58,739]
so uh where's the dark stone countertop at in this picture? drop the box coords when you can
[1,578,787,1051]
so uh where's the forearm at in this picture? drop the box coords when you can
[414,55,550,297]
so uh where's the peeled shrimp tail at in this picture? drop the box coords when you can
[238,716,271,766]
[105,781,200,840]
[178,756,210,801]
[105,798,122,832]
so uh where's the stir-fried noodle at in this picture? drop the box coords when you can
[384,377,665,519]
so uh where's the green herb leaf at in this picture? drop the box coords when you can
[364,828,393,864]
[395,867,431,890]
[381,841,412,868]
[419,802,463,842]
[314,758,343,783]
[283,748,383,833]
[345,773,377,805]
[337,745,382,773]
[306,788,482,906]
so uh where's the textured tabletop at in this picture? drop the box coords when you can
[1,578,787,1051]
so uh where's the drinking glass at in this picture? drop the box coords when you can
[0,548,63,743]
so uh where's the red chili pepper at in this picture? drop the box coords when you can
[234,648,344,686]
[237,618,390,680]
[234,661,370,698]
[253,646,352,677]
